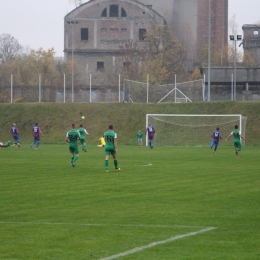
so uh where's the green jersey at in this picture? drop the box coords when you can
[232,129,241,142]
[137,132,143,138]
[0,141,13,147]
[231,129,242,150]
[78,127,89,139]
[6,141,13,147]
[104,130,116,150]
[66,129,80,145]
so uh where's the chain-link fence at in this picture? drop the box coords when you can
[1,78,260,103]
[0,86,124,103]
[56,90,124,103]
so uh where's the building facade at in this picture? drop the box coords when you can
[243,24,260,65]
[64,0,229,87]
[64,0,165,87]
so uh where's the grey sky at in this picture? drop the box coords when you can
[0,0,259,57]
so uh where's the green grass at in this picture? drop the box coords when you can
[0,144,260,259]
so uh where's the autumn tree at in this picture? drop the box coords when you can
[142,23,186,84]
[200,43,234,67]
[189,67,202,81]
[242,50,257,67]
[0,45,81,89]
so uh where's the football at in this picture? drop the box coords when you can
[81,116,85,119]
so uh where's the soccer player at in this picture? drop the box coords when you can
[9,123,20,147]
[210,127,222,153]
[78,124,89,152]
[136,130,143,146]
[66,124,81,167]
[104,124,120,172]
[225,125,245,157]
[145,124,155,149]
[0,141,14,148]
[30,123,44,149]
[97,136,106,147]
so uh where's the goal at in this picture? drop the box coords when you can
[145,114,247,146]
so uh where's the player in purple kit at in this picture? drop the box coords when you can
[146,124,156,149]
[210,127,222,153]
[9,123,20,147]
[30,123,44,149]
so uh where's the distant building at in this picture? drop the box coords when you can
[64,0,228,86]
[64,0,165,87]
[243,24,260,65]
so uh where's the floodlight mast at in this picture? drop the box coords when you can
[208,0,211,102]
[67,20,79,103]
[229,35,242,101]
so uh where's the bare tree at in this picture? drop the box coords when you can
[229,14,238,36]
[0,34,23,63]
[119,40,144,80]
[68,0,87,7]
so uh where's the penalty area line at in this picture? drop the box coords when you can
[99,226,217,260]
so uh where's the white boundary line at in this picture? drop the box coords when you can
[0,221,210,229]
[99,227,217,260]
[140,163,152,166]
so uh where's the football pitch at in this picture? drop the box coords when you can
[0,144,259,259]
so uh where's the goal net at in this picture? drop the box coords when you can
[146,114,247,146]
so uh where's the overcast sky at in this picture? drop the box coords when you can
[0,0,259,57]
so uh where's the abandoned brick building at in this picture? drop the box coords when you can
[64,0,229,87]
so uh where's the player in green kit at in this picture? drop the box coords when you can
[78,124,89,152]
[225,125,245,157]
[104,124,120,172]
[0,141,14,147]
[66,124,81,167]
[136,130,143,146]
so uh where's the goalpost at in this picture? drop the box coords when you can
[145,114,247,146]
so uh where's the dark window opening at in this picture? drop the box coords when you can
[97,61,104,70]
[81,28,88,40]
[123,61,131,70]
[139,29,146,41]
[101,8,107,17]
[121,7,127,17]
[110,5,118,17]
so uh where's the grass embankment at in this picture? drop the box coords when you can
[0,101,260,145]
